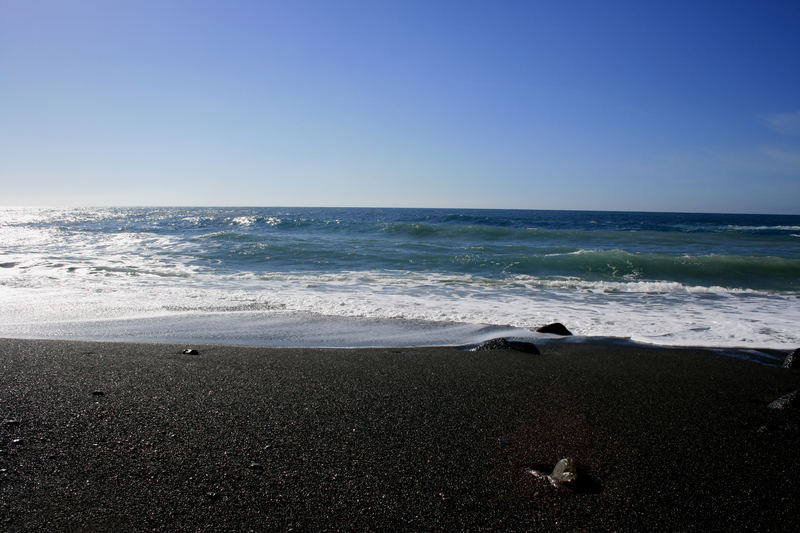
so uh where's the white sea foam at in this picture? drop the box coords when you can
[232,216,256,226]
[1,264,798,349]
[726,225,800,231]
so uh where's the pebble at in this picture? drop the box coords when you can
[3,420,20,427]
[183,349,199,355]
[248,461,264,470]
[92,391,105,397]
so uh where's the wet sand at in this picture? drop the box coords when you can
[2,338,799,531]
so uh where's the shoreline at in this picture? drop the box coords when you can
[1,305,797,358]
[2,337,799,530]
[1,324,793,366]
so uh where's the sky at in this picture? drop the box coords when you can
[1,0,799,213]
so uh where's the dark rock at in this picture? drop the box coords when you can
[471,338,540,354]
[472,338,513,351]
[768,389,798,410]
[3,420,20,427]
[92,391,104,397]
[536,322,573,336]
[783,348,799,368]
[248,461,264,470]
[183,349,199,355]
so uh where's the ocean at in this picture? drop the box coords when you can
[1,207,798,351]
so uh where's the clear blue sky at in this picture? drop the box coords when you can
[1,0,799,213]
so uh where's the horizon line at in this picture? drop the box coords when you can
[2,204,799,217]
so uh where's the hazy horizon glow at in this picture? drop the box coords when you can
[1,1,799,214]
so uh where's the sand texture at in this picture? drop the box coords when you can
[2,338,799,531]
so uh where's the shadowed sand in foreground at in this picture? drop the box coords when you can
[2,338,799,531]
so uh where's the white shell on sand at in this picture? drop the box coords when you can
[550,457,578,485]
[527,457,578,487]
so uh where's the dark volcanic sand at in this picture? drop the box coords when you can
[1,338,799,531]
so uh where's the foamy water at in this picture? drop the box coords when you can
[1,207,798,349]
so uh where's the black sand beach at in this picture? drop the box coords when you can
[2,338,799,531]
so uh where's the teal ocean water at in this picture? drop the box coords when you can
[1,207,798,349]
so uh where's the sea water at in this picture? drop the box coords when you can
[1,207,798,349]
